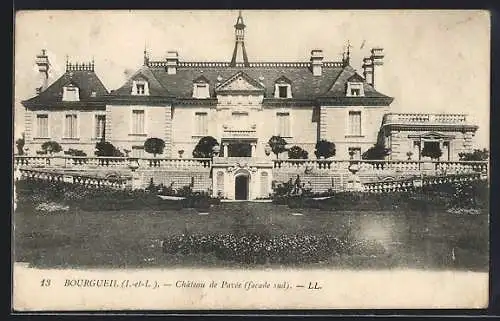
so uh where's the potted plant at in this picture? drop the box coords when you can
[178,150,184,158]
[406,151,413,160]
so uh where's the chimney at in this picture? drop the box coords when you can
[370,47,385,92]
[362,57,373,86]
[35,49,50,94]
[310,49,324,76]
[166,51,179,75]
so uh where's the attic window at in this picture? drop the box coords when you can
[193,83,210,99]
[346,82,364,97]
[62,85,80,101]
[132,80,149,96]
[274,77,292,99]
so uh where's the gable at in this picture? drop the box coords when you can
[275,75,292,84]
[216,71,265,93]
[347,73,364,83]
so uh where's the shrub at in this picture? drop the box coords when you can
[95,141,124,157]
[64,148,87,157]
[362,144,390,160]
[193,136,219,158]
[16,134,25,155]
[268,136,288,159]
[459,149,489,161]
[288,145,308,159]
[144,138,165,157]
[314,140,335,159]
[41,141,62,155]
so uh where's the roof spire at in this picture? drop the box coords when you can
[342,40,352,67]
[230,10,249,67]
[143,42,150,66]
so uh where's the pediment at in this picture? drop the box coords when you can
[216,71,264,93]
[347,73,365,83]
[408,131,455,139]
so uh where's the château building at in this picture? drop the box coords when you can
[20,12,480,199]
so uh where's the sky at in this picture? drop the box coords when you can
[14,10,490,148]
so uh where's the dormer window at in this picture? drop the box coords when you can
[346,74,365,97]
[132,79,149,96]
[274,76,292,99]
[193,76,210,99]
[62,84,80,101]
[347,82,364,97]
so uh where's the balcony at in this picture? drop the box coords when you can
[222,124,257,139]
[383,113,468,125]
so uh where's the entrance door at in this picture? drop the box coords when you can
[235,175,249,200]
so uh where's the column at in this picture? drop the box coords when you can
[251,143,256,157]
[223,143,228,157]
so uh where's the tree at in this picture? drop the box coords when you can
[459,148,489,161]
[193,136,219,158]
[314,140,336,159]
[16,133,25,155]
[288,145,308,159]
[41,141,62,155]
[421,142,443,160]
[144,137,166,157]
[362,143,391,160]
[95,141,124,157]
[268,135,288,159]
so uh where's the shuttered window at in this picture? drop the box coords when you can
[36,114,48,138]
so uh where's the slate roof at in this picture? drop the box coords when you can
[109,61,393,104]
[22,70,109,107]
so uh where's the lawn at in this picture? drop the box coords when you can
[13,202,489,271]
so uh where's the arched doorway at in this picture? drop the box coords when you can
[235,174,250,200]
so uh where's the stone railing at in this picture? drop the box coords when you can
[363,172,486,193]
[273,159,488,175]
[16,168,130,189]
[14,156,212,171]
[383,113,468,125]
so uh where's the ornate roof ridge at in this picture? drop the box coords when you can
[147,61,343,68]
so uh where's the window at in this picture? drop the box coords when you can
[346,82,364,97]
[193,84,210,99]
[277,112,291,137]
[132,80,149,96]
[132,110,145,135]
[64,114,78,138]
[95,114,106,139]
[232,111,248,128]
[275,84,291,98]
[348,147,362,160]
[136,84,145,95]
[278,86,288,98]
[62,86,80,101]
[36,114,49,138]
[132,145,145,158]
[195,112,208,136]
[274,77,292,98]
[348,111,362,136]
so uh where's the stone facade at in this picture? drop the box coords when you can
[19,12,481,200]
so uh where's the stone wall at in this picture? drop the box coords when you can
[138,168,212,191]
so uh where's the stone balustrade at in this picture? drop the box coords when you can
[383,113,468,125]
[363,172,485,193]
[273,159,488,175]
[14,156,212,170]
[17,168,130,189]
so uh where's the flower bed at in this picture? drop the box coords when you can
[15,178,217,212]
[162,232,386,265]
[272,180,488,211]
